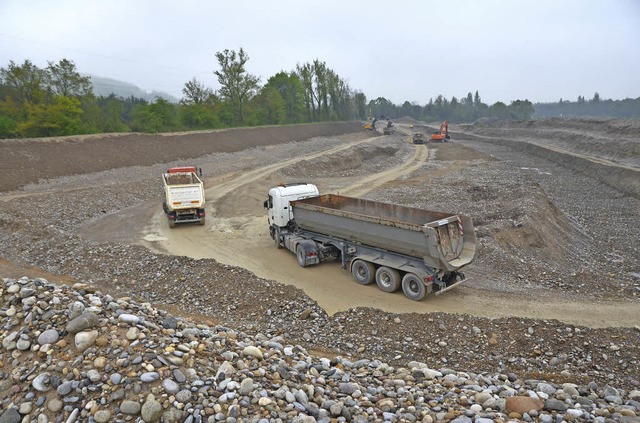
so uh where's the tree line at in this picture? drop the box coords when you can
[534,92,640,118]
[7,48,629,139]
[0,50,361,138]
[365,92,535,123]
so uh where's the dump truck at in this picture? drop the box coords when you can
[264,183,476,300]
[162,166,205,228]
[412,133,425,144]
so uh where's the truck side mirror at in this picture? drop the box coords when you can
[263,200,268,209]
[199,167,203,177]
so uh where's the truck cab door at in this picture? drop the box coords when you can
[266,193,286,228]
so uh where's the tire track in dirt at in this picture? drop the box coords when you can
[202,134,385,202]
[338,144,429,197]
[140,134,640,328]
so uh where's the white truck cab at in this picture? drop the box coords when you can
[264,183,319,228]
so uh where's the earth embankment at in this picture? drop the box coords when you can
[0,122,362,192]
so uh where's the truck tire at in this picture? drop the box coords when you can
[168,218,176,228]
[274,226,282,249]
[296,246,307,268]
[402,273,426,301]
[351,260,375,285]
[376,266,401,293]
[199,217,206,226]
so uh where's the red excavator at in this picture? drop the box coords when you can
[430,120,451,143]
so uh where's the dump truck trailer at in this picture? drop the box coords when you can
[162,166,205,227]
[264,183,476,300]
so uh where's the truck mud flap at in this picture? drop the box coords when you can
[434,277,471,296]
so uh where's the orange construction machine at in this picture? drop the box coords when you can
[431,120,451,143]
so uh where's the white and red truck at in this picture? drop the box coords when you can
[161,166,205,227]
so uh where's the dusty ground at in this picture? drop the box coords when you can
[0,118,639,391]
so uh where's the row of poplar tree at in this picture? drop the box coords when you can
[0,48,536,138]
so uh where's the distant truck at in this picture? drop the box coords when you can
[162,166,205,228]
[264,183,476,300]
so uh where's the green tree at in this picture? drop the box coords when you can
[368,97,395,119]
[179,103,220,129]
[296,62,317,121]
[466,92,473,106]
[149,98,177,130]
[295,60,353,122]
[248,86,286,125]
[489,101,509,118]
[130,103,160,132]
[0,114,17,138]
[401,101,413,117]
[0,60,47,105]
[78,96,101,134]
[17,95,83,137]
[508,99,534,120]
[214,48,260,126]
[96,94,129,132]
[474,91,481,107]
[119,96,147,127]
[327,71,351,120]
[313,59,330,120]
[129,98,176,132]
[181,77,215,105]
[353,91,367,120]
[0,96,21,137]
[46,59,92,98]
[262,71,305,123]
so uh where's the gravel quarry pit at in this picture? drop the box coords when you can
[0,118,639,421]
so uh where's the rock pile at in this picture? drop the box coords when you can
[1,277,639,422]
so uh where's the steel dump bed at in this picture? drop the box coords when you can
[291,194,475,272]
[163,172,205,210]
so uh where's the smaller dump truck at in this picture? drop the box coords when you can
[412,133,425,144]
[162,166,205,227]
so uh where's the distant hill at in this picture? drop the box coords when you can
[86,74,179,103]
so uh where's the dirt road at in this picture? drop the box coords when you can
[120,127,638,328]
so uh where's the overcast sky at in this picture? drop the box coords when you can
[1,0,639,105]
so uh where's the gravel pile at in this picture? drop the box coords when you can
[281,140,405,179]
[369,142,640,299]
[2,277,639,423]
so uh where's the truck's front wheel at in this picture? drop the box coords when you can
[168,218,176,228]
[376,267,401,293]
[273,226,282,249]
[351,260,375,285]
[402,273,426,301]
